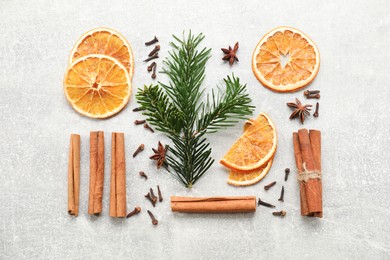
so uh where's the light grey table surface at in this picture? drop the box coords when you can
[1,0,389,259]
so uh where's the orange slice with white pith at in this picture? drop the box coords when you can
[252,26,320,92]
[63,54,131,119]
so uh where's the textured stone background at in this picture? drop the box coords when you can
[1,0,389,259]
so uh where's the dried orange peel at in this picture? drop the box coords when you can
[252,26,320,92]
[220,112,277,172]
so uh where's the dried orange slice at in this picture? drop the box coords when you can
[252,26,320,92]
[227,159,273,186]
[220,112,277,171]
[64,54,131,118]
[69,28,134,78]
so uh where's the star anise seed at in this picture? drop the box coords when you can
[287,98,312,124]
[221,42,239,65]
[149,141,168,169]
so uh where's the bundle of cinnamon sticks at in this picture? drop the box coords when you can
[293,129,322,217]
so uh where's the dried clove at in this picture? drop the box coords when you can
[157,185,163,202]
[144,53,159,62]
[272,210,286,217]
[150,188,158,204]
[147,62,156,72]
[145,192,156,207]
[257,198,275,208]
[144,123,154,133]
[134,119,146,125]
[126,207,141,218]
[313,102,319,117]
[148,45,160,57]
[304,90,320,97]
[284,168,290,181]
[133,144,145,158]
[278,186,285,202]
[145,36,159,46]
[307,93,320,99]
[151,63,157,79]
[147,210,158,225]
[139,171,148,180]
[264,181,276,190]
[133,107,145,112]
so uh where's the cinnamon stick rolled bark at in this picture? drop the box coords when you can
[171,196,256,213]
[88,131,104,215]
[110,132,127,217]
[68,134,80,216]
[293,129,322,217]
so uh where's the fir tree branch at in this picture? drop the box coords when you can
[136,31,254,188]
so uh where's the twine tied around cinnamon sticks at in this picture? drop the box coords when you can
[297,162,322,183]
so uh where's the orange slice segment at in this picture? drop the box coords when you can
[69,28,134,79]
[252,26,320,92]
[227,159,273,186]
[64,54,131,119]
[220,112,277,171]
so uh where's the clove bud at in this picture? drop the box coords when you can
[157,185,163,202]
[284,168,290,181]
[313,102,319,117]
[145,192,156,207]
[257,198,275,208]
[145,36,159,46]
[304,90,320,96]
[134,119,146,125]
[139,171,148,180]
[148,45,160,57]
[147,210,158,225]
[144,53,159,62]
[307,93,320,99]
[264,181,276,190]
[278,186,285,202]
[272,210,286,217]
[144,123,154,133]
[147,62,156,72]
[133,144,145,158]
[126,207,141,218]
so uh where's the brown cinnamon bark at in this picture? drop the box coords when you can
[68,134,80,216]
[88,131,104,215]
[293,132,309,216]
[110,132,127,217]
[309,130,323,218]
[293,129,322,217]
[171,196,256,213]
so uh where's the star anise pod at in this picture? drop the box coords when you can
[149,141,168,169]
[221,42,239,65]
[287,98,312,124]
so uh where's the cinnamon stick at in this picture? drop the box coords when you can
[171,196,256,213]
[68,134,80,216]
[309,130,323,218]
[110,132,127,217]
[88,131,104,215]
[293,129,322,217]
